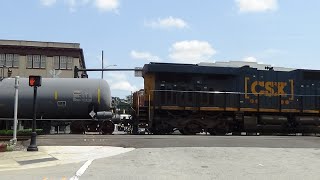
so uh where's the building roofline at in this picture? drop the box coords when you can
[0,39,80,49]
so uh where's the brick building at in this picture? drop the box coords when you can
[0,39,87,78]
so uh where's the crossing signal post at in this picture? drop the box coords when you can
[27,76,42,152]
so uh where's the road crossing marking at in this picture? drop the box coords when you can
[69,159,93,180]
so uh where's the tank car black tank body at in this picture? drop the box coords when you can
[0,78,114,134]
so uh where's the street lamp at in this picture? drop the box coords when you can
[101,64,117,79]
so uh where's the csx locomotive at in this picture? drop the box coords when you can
[133,62,320,135]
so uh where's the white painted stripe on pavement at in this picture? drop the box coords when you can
[69,159,93,180]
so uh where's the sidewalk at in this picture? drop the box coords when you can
[0,146,135,171]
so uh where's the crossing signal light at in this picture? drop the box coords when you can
[29,76,42,87]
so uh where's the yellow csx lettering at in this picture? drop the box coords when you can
[251,81,287,97]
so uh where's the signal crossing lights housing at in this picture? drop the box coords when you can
[29,76,42,87]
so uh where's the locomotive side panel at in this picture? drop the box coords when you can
[298,70,320,113]
[241,68,297,112]
[135,63,320,135]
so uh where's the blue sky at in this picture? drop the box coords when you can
[1,0,320,98]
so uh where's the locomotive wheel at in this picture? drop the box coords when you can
[208,128,228,136]
[151,129,163,135]
[179,129,185,135]
[70,121,85,134]
[100,120,115,135]
[151,122,174,135]
[208,128,216,135]
[183,122,202,135]
[208,122,229,136]
[152,128,174,135]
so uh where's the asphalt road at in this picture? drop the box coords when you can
[33,134,320,148]
[1,135,319,180]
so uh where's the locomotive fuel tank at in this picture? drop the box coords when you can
[0,78,112,120]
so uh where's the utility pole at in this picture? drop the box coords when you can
[101,50,104,79]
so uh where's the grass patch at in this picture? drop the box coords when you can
[0,129,44,136]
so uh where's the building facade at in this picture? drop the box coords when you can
[0,39,87,78]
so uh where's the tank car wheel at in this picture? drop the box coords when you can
[70,121,85,134]
[100,120,115,135]
[39,121,52,134]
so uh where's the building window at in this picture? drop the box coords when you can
[27,55,46,69]
[54,56,73,70]
[0,54,19,67]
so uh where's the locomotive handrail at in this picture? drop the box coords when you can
[0,118,94,121]
[150,89,320,97]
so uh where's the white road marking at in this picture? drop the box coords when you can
[69,159,94,180]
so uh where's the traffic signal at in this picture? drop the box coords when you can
[74,66,79,78]
[7,68,12,77]
[29,76,42,87]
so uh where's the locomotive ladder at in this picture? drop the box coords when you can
[138,106,149,128]
[135,94,150,131]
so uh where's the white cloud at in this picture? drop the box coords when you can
[111,81,137,92]
[66,0,77,12]
[130,50,162,62]
[105,72,138,92]
[241,56,264,64]
[145,16,188,29]
[81,0,91,5]
[40,0,119,12]
[242,56,257,62]
[236,0,278,13]
[169,40,216,64]
[40,0,57,6]
[95,0,119,12]
[263,48,285,55]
